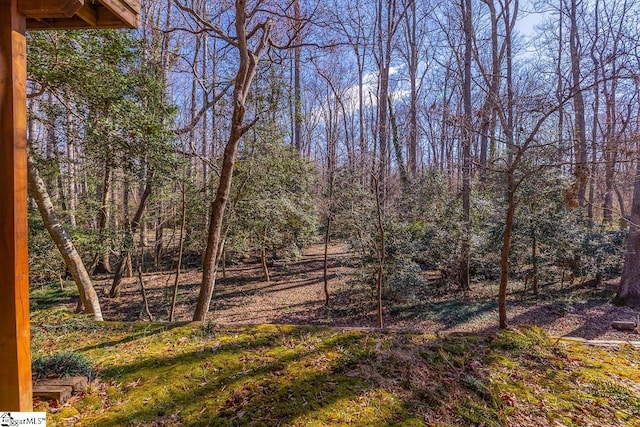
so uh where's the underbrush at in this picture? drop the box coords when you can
[31,308,640,426]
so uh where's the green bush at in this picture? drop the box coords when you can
[490,326,549,352]
[384,258,425,302]
[32,352,93,380]
[580,230,626,282]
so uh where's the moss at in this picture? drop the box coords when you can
[30,319,640,427]
[455,400,504,427]
[55,406,80,419]
[461,375,501,408]
[75,393,104,412]
[490,325,549,352]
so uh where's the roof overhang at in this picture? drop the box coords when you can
[20,0,140,30]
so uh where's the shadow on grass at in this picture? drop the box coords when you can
[389,299,499,326]
[74,321,190,353]
[30,285,79,311]
[89,327,406,426]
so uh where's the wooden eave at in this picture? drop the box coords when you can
[21,0,140,30]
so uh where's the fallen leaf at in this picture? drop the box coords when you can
[501,394,515,407]
[125,378,142,389]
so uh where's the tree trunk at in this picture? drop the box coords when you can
[201,9,209,189]
[137,266,153,321]
[193,4,272,321]
[323,215,331,307]
[27,152,103,321]
[389,97,409,192]
[459,0,473,292]
[615,161,640,306]
[323,160,335,307]
[357,48,366,184]
[169,181,187,322]
[587,0,599,224]
[154,209,164,269]
[375,0,395,205]
[91,159,113,274]
[569,0,588,207]
[478,0,501,182]
[404,0,418,178]
[498,0,518,330]
[374,177,385,329]
[615,186,627,223]
[110,177,153,297]
[532,230,538,296]
[65,118,77,229]
[293,0,303,154]
[260,228,270,282]
[498,178,516,329]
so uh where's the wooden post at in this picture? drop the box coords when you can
[0,0,32,411]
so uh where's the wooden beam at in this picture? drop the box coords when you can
[75,1,97,27]
[27,17,95,30]
[0,0,33,412]
[18,0,84,18]
[26,0,141,30]
[97,0,140,28]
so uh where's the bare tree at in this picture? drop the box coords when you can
[459,0,473,291]
[177,0,274,321]
[615,159,640,306]
[567,0,589,207]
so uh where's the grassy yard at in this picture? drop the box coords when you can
[31,302,640,426]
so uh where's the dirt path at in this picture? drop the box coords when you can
[96,243,640,342]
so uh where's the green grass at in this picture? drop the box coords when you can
[31,307,640,426]
[30,284,79,311]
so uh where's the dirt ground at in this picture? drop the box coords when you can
[95,243,640,342]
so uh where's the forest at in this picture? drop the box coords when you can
[24,0,640,425]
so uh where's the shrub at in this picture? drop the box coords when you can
[384,258,425,302]
[580,230,626,282]
[32,352,93,380]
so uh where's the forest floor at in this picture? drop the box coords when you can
[92,243,640,342]
[30,244,640,426]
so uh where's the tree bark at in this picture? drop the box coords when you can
[403,0,419,177]
[498,177,516,329]
[569,0,588,207]
[323,214,331,306]
[478,0,502,182]
[137,266,153,321]
[27,152,103,321]
[65,113,77,229]
[91,158,113,274]
[193,3,272,321]
[293,0,303,154]
[615,161,640,306]
[376,0,390,204]
[170,181,187,322]
[374,177,385,329]
[109,176,153,297]
[260,228,270,282]
[497,0,518,329]
[459,0,473,292]
[531,227,538,296]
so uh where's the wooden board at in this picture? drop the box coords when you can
[0,0,32,412]
[35,377,88,392]
[611,320,638,331]
[32,385,73,404]
[18,0,84,18]
[23,0,140,29]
